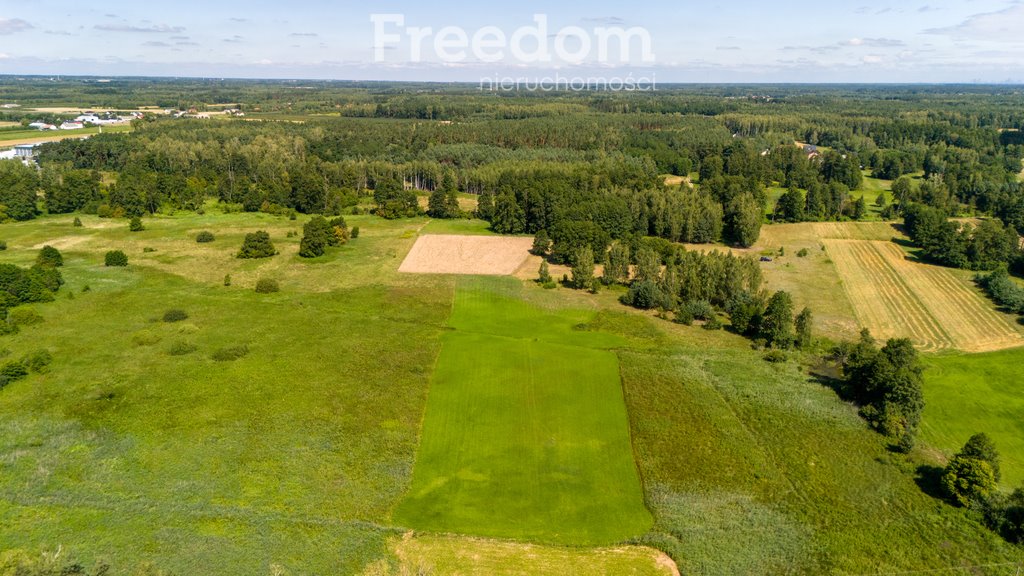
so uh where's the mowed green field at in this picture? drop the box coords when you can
[394,277,652,545]
[922,349,1024,487]
[0,211,453,574]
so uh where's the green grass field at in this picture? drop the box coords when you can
[0,210,1022,574]
[393,277,652,545]
[922,349,1024,487]
[0,124,132,145]
[0,211,451,574]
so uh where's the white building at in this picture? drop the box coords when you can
[60,121,85,130]
[14,144,36,159]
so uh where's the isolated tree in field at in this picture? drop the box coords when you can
[491,193,526,234]
[538,260,552,285]
[960,433,1002,483]
[237,231,277,259]
[129,217,144,232]
[603,242,631,285]
[196,231,215,243]
[759,291,795,348]
[299,216,333,258]
[531,230,551,256]
[36,246,63,268]
[795,307,813,350]
[328,216,351,245]
[570,246,596,292]
[942,453,997,508]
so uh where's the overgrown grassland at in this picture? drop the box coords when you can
[622,340,1021,574]
[0,212,451,574]
[922,349,1024,487]
[394,277,652,545]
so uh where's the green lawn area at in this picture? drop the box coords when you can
[393,277,652,545]
[922,348,1024,488]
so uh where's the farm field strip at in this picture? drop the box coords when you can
[825,239,1023,352]
[826,240,952,351]
[875,243,1023,352]
[394,277,652,545]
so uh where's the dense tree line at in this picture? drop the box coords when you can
[904,204,1022,270]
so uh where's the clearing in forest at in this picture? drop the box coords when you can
[399,234,533,276]
[824,239,1023,352]
[394,277,652,545]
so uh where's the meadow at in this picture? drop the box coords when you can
[0,210,1022,574]
[393,277,652,545]
[922,349,1024,488]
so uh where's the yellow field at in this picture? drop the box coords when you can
[370,534,677,576]
[824,239,1024,352]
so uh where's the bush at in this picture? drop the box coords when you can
[223,274,232,287]
[0,322,19,336]
[21,350,52,373]
[73,217,83,227]
[0,360,28,386]
[255,278,280,294]
[37,246,63,268]
[168,341,198,356]
[143,247,157,253]
[196,231,215,243]
[703,315,724,331]
[764,350,789,363]
[162,309,189,323]
[351,226,360,239]
[797,248,810,258]
[212,345,249,362]
[686,300,716,321]
[129,217,144,232]
[8,308,44,327]
[0,240,6,250]
[237,231,277,259]
[105,250,128,267]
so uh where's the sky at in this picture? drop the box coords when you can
[1,0,1023,83]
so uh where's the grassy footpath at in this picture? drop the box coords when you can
[393,277,652,545]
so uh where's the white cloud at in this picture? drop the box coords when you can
[0,18,32,35]
[95,23,185,34]
[926,4,1024,42]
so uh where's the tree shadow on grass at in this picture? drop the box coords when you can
[914,464,947,500]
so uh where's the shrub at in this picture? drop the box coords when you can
[299,216,333,258]
[105,250,128,267]
[797,248,810,258]
[351,226,360,239]
[195,231,215,243]
[143,247,157,253]
[704,314,724,331]
[82,285,91,293]
[255,278,280,294]
[764,350,789,363]
[162,309,189,323]
[0,241,6,251]
[8,308,44,327]
[73,217,83,227]
[37,246,63,268]
[686,300,716,321]
[21,350,52,373]
[168,341,198,356]
[0,360,28,385]
[0,322,19,336]
[237,231,277,259]
[212,345,249,362]
[674,307,695,326]
[223,274,232,287]
[129,217,144,232]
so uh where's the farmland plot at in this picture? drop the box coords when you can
[824,239,1023,352]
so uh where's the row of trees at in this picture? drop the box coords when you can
[904,204,1022,271]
